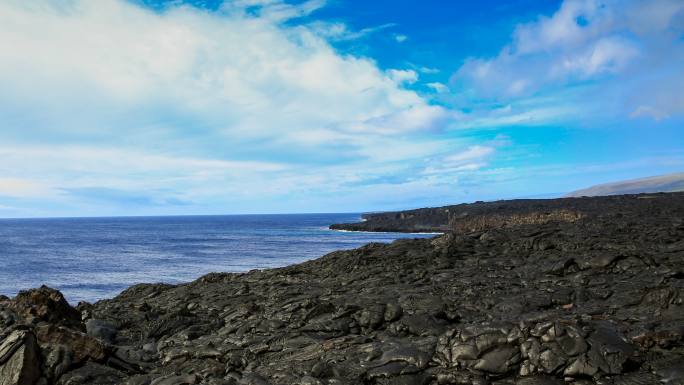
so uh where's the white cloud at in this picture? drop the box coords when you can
[418,67,440,74]
[551,36,639,77]
[452,0,684,120]
[347,104,449,135]
[0,0,439,143]
[447,95,581,130]
[387,69,419,84]
[0,135,463,214]
[512,0,611,55]
[630,105,669,121]
[223,0,326,22]
[422,145,496,179]
[443,146,494,165]
[308,21,397,41]
[0,145,288,201]
[0,0,461,216]
[426,82,449,93]
[0,178,52,198]
[394,34,408,43]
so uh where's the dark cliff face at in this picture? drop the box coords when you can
[1,192,683,385]
[329,207,452,232]
[329,193,679,233]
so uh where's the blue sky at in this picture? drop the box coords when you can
[0,0,683,217]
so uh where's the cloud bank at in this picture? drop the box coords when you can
[0,0,444,140]
[452,0,684,122]
[0,0,487,216]
[0,0,682,217]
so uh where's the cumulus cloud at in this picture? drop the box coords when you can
[387,69,419,84]
[0,0,442,142]
[0,0,461,215]
[11,0,678,216]
[452,0,684,120]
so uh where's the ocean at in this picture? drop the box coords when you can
[0,213,435,303]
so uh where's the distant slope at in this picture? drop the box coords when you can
[566,172,684,197]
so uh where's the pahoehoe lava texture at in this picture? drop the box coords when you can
[1,192,683,384]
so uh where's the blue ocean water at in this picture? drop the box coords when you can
[0,214,435,303]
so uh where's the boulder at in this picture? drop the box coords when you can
[11,286,82,330]
[0,330,41,385]
[34,324,107,363]
[85,319,118,344]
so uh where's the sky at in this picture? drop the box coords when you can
[0,0,683,217]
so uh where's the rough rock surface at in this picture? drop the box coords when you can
[1,192,683,384]
[328,194,658,233]
[0,330,40,385]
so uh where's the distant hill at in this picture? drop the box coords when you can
[566,172,684,197]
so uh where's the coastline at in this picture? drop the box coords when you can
[329,228,444,235]
[0,213,428,304]
[1,192,683,385]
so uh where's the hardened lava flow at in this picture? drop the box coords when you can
[1,192,683,384]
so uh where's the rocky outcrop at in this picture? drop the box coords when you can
[329,207,452,232]
[329,193,677,233]
[448,209,584,233]
[10,286,82,331]
[0,330,40,385]
[1,192,683,384]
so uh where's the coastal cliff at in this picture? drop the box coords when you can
[328,194,652,233]
[1,193,683,385]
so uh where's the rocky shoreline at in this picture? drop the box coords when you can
[1,193,683,385]
[327,195,646,233]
